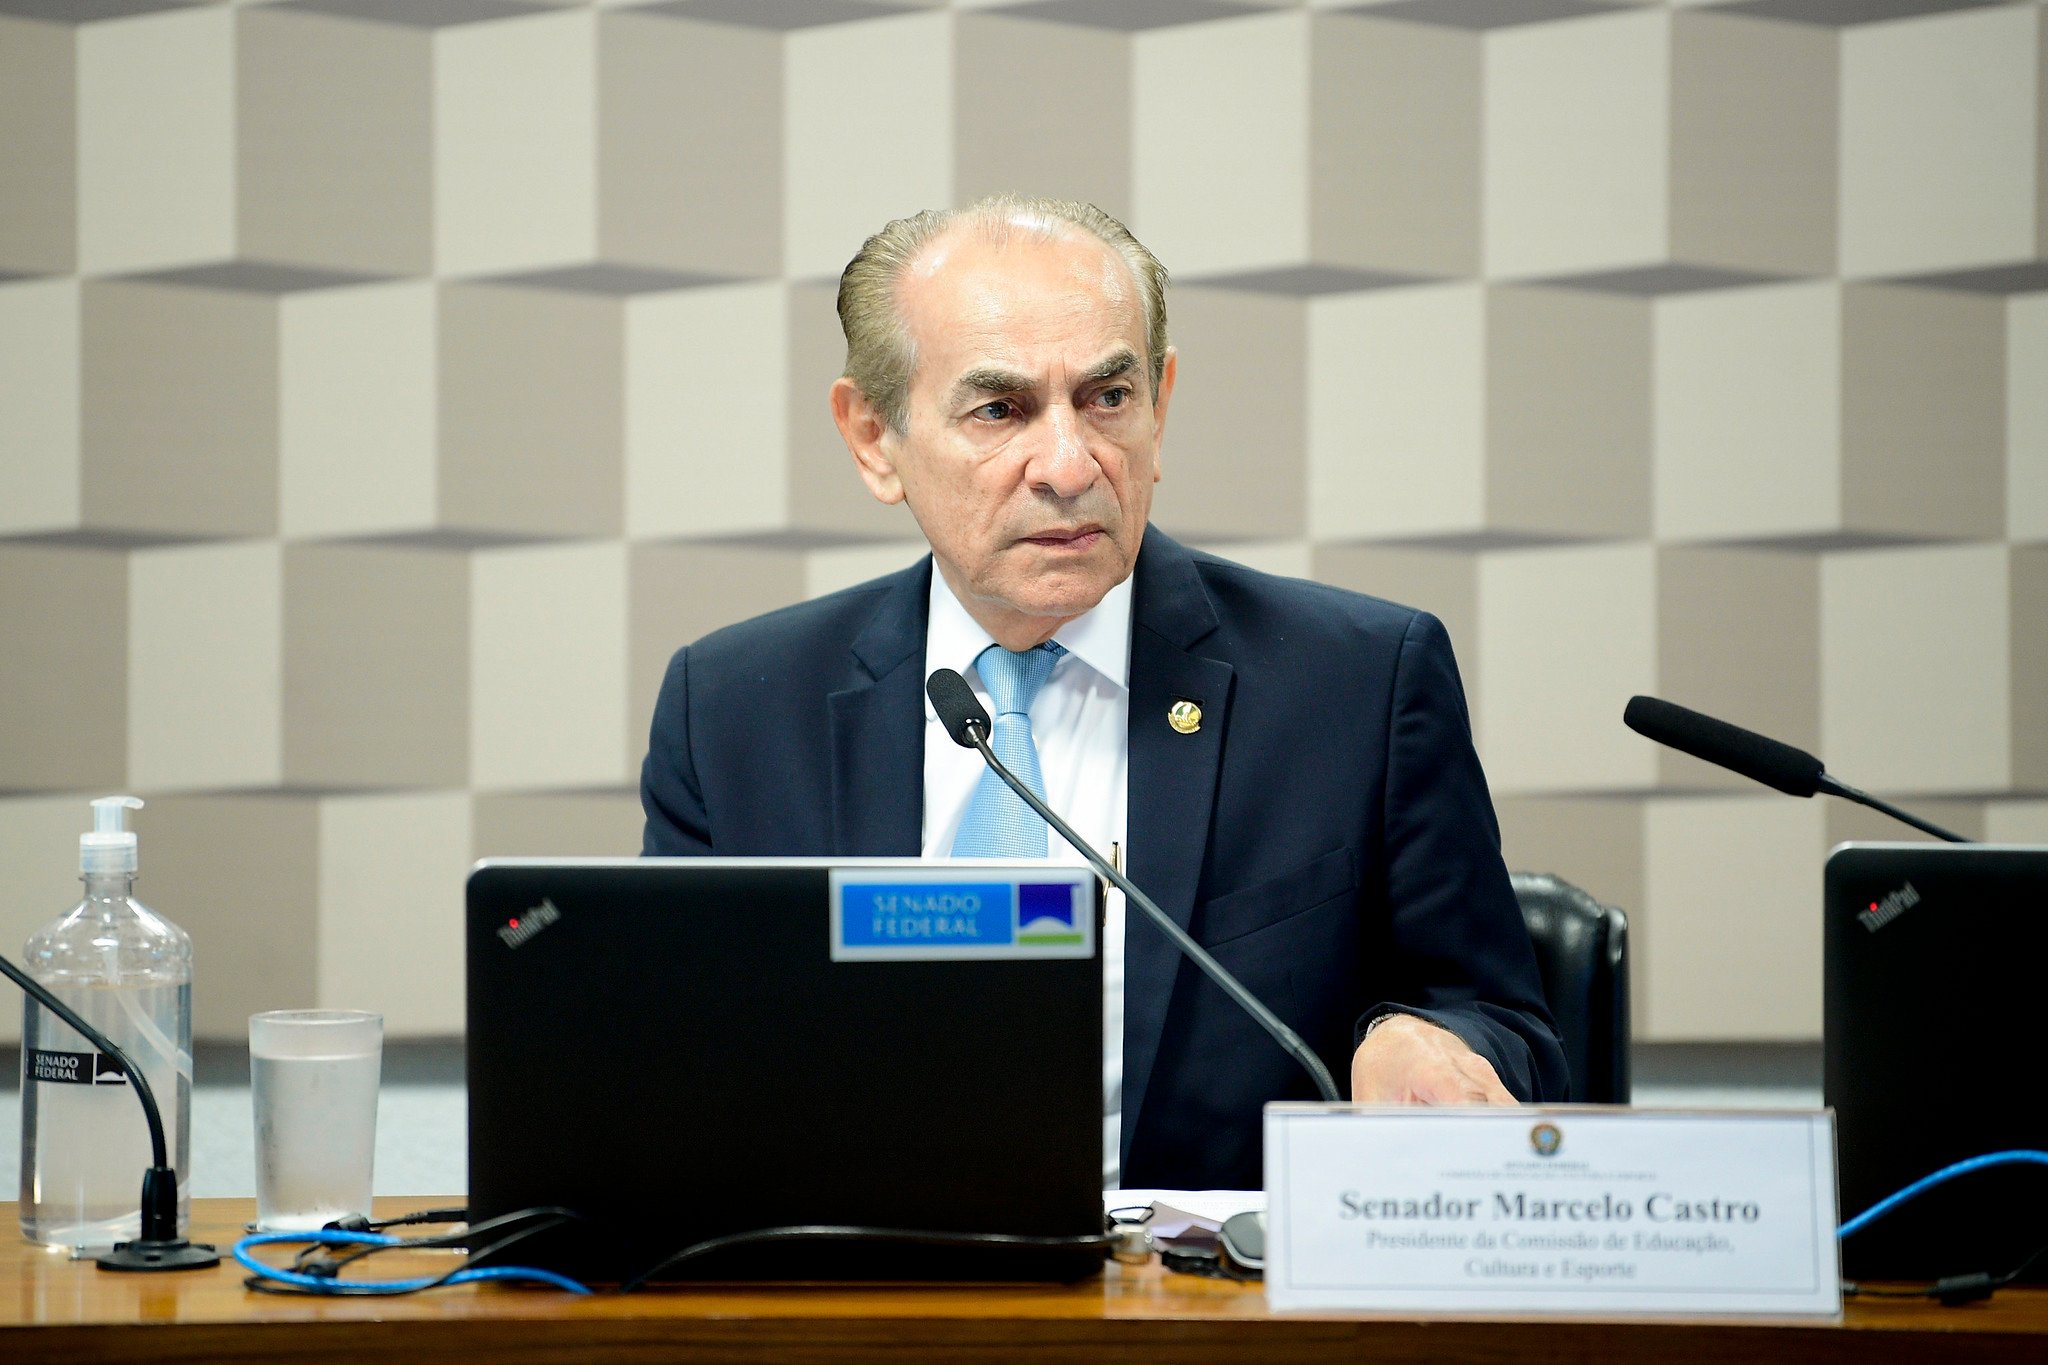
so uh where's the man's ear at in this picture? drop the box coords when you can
[831,377,905,505]
[1148,346,1178,482]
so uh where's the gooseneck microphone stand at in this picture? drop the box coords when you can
[927,669,1340,1103]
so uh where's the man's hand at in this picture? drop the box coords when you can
[1350,1013,1517,1106]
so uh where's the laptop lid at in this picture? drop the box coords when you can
[465,857,1105,1283]
[1824,842,2048,1282]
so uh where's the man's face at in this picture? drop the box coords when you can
[833,224,1175,648]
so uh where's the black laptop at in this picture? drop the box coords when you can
[465,857,1105,1283]
[1825,842,2048,1283]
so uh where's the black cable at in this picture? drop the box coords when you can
[1842,1236,2048,1308]
[243,1207,586,1297]
[619,1224,1119,1294]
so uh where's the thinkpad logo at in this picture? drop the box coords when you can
[497,898,562,948]
[1857,882,1919,934]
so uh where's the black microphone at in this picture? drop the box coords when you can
[926,668,1340,1103]
[0,952,220,1270]
[1623,695,1968,844]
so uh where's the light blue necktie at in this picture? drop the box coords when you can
[950,642,1065,858]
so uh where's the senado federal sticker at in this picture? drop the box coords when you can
[829,868,1095,961]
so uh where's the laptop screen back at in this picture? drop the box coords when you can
[465,857,1105,1283]
[1825,842,2048,1282]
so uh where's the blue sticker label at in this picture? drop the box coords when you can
[840,882,1014,948]
[830,871,1094,961]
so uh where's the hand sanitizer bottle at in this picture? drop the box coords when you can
[18,797,194,1247]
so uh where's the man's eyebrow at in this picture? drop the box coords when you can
[949,367,1033,404]
[1084,350,1140,384]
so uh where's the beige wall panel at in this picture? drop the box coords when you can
[1308,283,1484,541]
[474,791,641,861]
[783,12,953,280]
[599,12,782,277]
[1311,14,1478,276]
[1188,540,1312,581]
[141,795,318,1039]
[278,281,438,540]
[785,280,917,539]
[1837,4,2037,278]
[1984,800,2048,844]
[954,14,1131,219]
[432,10,598,276]
[1840,284,2004,540]
[127,542,283,794]
[1132,12,1309,274]
[0,547,126,793]
[1312,544,1479,701]
[1654,546,1820,790]
[625,282,790,540]
[1485,286,1650,538]
[438,282,623,538]
[1482,10,1668,279]
[316,792,471,1037]
[1642,794,1824,1041]
[0,278,81,534]
[0,17,75,274]
[469,542,630,792]
[1155,286,1304,540]
[1495,796,1644,925]
[75,7,233,274]
[81,280,279,538]
[2013,546,2047,789]
[1821,544,2012,796]
[0,795,108,1046]
[1652,282,1842,542]
[1476,544,1658,794]
[238,7,431,275]
[1669,12,1836,276]
[802,541,932,601]
[1493,795,1645,1034]
[630,543,808,755]
[2008,293,2047,542]
[281,545,469,790]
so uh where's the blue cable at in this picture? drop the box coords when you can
[1838,1150,2048,1241]
[234,1228,593,1295]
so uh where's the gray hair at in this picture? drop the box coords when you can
[835,194,1170,433]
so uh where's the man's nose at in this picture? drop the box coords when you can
[1027,404,1097,499]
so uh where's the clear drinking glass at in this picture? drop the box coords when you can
[249,1010,383,1231]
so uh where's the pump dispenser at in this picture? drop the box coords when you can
[19,795,195,1247]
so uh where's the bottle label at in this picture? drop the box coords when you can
[27,1048,128,1086]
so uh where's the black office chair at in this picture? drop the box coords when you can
[1510,872,1630,1104]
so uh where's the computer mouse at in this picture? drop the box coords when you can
[1217,1210,1265,1278]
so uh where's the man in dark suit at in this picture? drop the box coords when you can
[642,196,1564,1190]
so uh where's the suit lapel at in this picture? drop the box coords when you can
[828,560,931,856]
[1121,530,1233,1169]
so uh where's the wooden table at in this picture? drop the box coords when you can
[6,1198,2046,1363]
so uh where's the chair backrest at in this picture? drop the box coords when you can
[1509,872,1630,1105]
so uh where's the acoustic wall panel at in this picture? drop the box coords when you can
[0,278,80,535]
[74,6,234,275]
[1,0,2041,1042]
[0,15,76,275]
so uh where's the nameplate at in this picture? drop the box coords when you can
[828,867,1094,961]
[1265,1106,1839,1317]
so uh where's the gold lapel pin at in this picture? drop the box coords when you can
[1168,699,1202,735]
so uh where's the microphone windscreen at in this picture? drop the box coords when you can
[926,669,991,749]
[1623,695,1824,797]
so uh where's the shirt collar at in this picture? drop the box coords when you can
[925,561,1134,695]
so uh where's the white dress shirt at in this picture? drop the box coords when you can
[919,570,1131,1188]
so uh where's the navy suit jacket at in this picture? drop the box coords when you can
[641,526,1565,1189]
